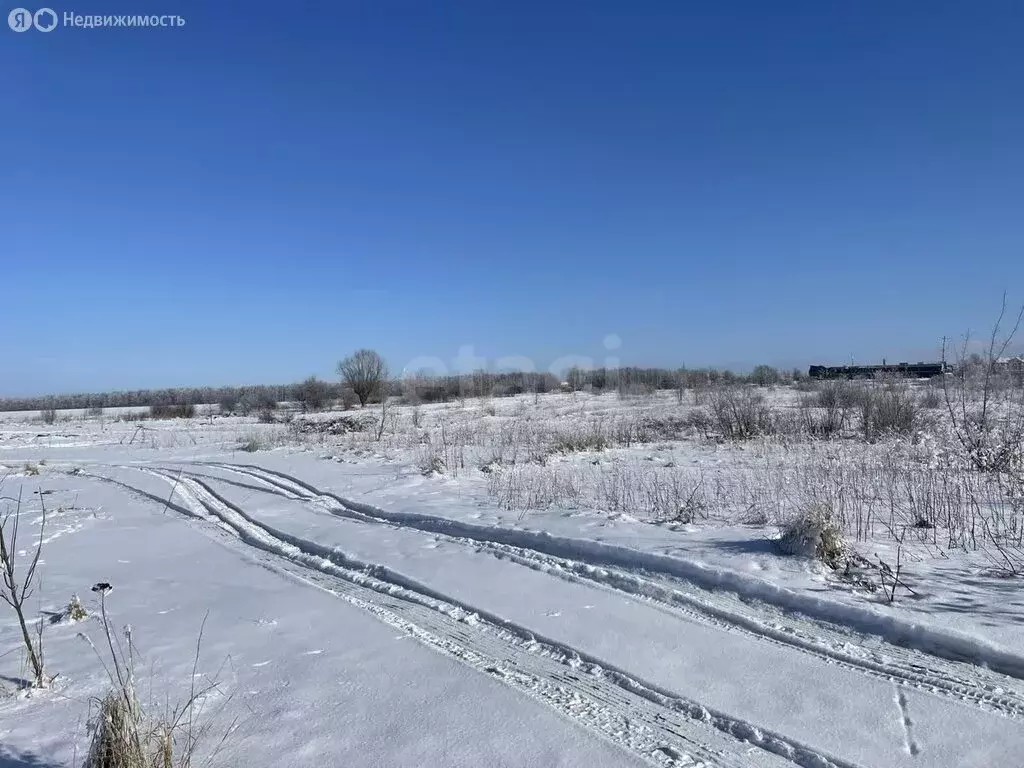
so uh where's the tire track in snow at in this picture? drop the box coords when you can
[190,461,1024,721]
[114,466,858,768]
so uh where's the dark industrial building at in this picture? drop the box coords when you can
[808,361,947,380]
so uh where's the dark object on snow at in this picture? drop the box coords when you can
[91,582,113,594]
[808,362,946,380]
[912,518,934,529]
[290,415,368,436]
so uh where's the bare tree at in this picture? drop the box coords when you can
[0,483,48,687]
[675,367,687,405]
[337,349,389,407]
[565,366,587,392]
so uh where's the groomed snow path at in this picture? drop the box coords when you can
[66,459,1024,768]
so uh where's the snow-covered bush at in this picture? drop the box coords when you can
[777,504,845,567]
[56,592,88,623]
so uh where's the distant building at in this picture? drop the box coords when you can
[808,361,946,380]
[994,356,1024,375]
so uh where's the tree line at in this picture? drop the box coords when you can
[2,349,807,414]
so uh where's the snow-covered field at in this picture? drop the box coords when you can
[2,389,1024,767]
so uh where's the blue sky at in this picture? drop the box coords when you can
[2,1,1022,395]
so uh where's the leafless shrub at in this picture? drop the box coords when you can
[729,440,1024,563]
[709,387,773,440]
[978,510,1024,577]
[691,382,711,406]
[149,404,195,420]
[595,463,707,522]
[487,464,583,513]
[88,405,105,417]
[674,369,687,404]
[40,407,57,425]
[793,377,818,393]
[628,415,688,444]
[375,395,396,442]
[340,388,358,410]
[920,386,943,409]
[564,366,588,392]
[486,457,708,523]
[217,393,238,415]
[536,413,687,456]
[0,484,48,688]
[416,442,446,475]
[117,412,149,423]
[813,380,865,410]
[408,419,474,476]
[750,365,780,388]
[551,422,608,453]
[877,543,914,602]
[290,415,367,436]
[295,376,331,413]
[859,381,922,440]
[236,430,272,452]
[81,593,236,768]
[942,294,1024,473]
[616,381,656,399]
[683,409,713,439]
[237,390,277,416]
[796,389,848,438]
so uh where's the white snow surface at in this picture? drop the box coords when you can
[2,396,1024,767]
